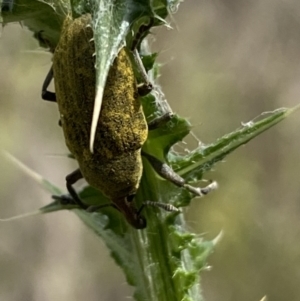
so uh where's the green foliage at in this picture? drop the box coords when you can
[37,105,296,301]
[1,1,298,301]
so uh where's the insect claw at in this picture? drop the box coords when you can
[202,181,218,194]
[184,180,218,197]
[52,194,75,205]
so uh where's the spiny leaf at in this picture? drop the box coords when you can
[3,151,62,195]
[171,106,299,182]
[88,0,168,151]
[1,0,67,47]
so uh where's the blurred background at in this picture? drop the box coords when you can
[1,1,300,300]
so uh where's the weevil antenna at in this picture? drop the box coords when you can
[144,201,181,213]
[137,201,181,216]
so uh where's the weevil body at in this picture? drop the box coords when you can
[53,15,147,199]
[43,14,217,229]
[53,15,148,228]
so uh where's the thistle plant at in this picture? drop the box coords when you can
[0,1,297,301]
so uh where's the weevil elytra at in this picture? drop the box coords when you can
[42,14,217,229]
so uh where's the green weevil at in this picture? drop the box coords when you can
[42,14,217,229]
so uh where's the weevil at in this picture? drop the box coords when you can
[42,14,217,229]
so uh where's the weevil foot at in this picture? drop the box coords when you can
[52,194,76,206]
[142,151,218,198]
[148,112,174,130]
[184,181,218,197]
[42,66,57,102]
[137,82,153,96]
[42,90,56,102]
[131,18,154,51]
[65,169,90,210]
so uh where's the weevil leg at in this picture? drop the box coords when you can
[65,169,89,209]
[41,66,61,125]
[137,81,153,96]
[147,112,174,130]
[141,151,218,197]
[52,194,75,206]
[131,19,154,51]
[42,66,56,102]
[131,18,174,122]
[133,48,153,96]
[130,20,154,96]
[52,194,116,213]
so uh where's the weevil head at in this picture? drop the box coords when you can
[128,213,147,229]
[121,202,147,229]
[113,197,147,229]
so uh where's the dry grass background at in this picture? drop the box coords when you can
[1,1,300,300]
